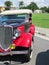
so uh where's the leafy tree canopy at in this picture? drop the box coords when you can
[5,1,12,7]
[21,2,39,12]
[19,1,24,9]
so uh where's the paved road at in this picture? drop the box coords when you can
[0,36,49,65]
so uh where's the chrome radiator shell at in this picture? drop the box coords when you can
[0,25,13,51]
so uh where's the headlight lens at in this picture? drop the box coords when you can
[13,29,21,39]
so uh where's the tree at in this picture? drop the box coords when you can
[26,2,39,12]
[40,6,47,12]
[19,1,24,9]
[5,1,13,10]
[46,7,49,13]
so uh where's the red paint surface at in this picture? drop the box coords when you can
[17,26,25,34]
[0,24,35,52]
[30,24,35,35]
[14,33,32,47]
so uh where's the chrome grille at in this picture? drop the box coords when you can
[0,26,13,50]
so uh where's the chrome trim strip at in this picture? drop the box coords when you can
[0,50,28,56]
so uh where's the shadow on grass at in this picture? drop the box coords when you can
[36,50,49,65]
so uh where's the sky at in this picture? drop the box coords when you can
[0,0,49,8]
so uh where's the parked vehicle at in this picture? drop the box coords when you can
[0,9,35,61]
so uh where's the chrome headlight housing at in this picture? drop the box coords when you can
[13,29,21,39]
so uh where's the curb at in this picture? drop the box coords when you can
[35,31,49,38]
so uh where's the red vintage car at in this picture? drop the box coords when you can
[0,9,35,61]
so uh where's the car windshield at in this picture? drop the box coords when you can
[0,14,28,24]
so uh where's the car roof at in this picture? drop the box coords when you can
[0,9,32,15]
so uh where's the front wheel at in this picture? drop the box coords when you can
[25,46,33,62]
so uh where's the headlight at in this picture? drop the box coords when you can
[13,29,21,39]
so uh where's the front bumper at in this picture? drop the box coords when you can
[0,50,28,56]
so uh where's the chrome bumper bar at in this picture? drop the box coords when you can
[0,50,28,56]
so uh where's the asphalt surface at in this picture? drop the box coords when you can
[0,36,49,65]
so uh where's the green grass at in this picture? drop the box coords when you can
[32,13,49,28]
